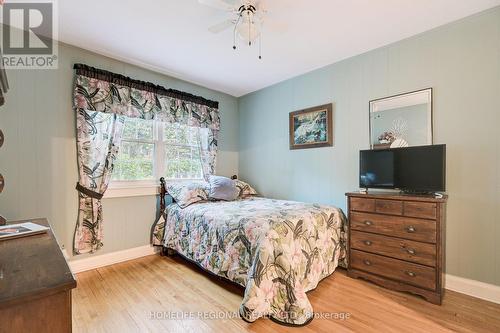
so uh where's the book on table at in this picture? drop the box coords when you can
[0,222,49,240]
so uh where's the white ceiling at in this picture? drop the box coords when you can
[59,0,500,97]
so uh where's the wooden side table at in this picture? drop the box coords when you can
[0,218,76,332]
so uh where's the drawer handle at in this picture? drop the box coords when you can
[405,271,417,277]
[363,260,372,266]
[406,248,416,255]
[406,226,416,233]
[364,220,373,226]
[363,240,372,246]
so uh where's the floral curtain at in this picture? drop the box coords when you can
[73,64,220,254]
[74,109,124,253]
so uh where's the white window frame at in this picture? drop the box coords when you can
[105,121,204,198]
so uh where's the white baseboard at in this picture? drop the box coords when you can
[69,245,159,274]
[445,274,500,304]
[68,247,500,305]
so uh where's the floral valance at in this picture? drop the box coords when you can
[73,64,220,131]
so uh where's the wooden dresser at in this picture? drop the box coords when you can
[346,192,447,304]
[0,218,76,332]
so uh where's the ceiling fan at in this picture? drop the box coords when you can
[199,0,268,59]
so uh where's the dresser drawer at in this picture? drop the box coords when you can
[404,201,437,219]
[375,199,403,215]
[351,230,437,266]
[350,249,436,290]
[350,197,375,212]
[350,197,403,215]
[350,212,436,243]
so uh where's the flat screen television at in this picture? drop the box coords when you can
[359,144,446,193]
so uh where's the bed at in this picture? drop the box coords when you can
[151,177,347,326]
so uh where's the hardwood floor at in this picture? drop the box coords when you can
[72,254,500,332]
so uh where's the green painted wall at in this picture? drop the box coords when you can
[0,42,239,260]
[239,8,500,285]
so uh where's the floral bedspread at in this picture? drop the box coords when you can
[157,197,347,325]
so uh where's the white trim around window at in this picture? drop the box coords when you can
[104,180,159,198]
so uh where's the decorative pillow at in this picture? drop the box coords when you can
[166,182,208,208]
[208,175,239,201]
[235,179,258,198]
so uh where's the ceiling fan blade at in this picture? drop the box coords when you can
[208,19,235,33]
[198,0,237,11]
[254,0,267,13]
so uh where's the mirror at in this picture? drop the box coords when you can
[369,88,432,149]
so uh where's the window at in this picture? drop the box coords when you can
[110,118,205,195]
[163,123,205,180]
[112,118,155,181]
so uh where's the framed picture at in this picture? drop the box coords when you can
[289,103,333,150]
[369,88,433,149]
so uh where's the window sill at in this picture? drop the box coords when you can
[104,185,159,199]
[104,178,206,199]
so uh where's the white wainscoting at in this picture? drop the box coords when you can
[445,274,500,304]
[68,246,500,305]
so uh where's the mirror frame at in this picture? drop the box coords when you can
[369,88,433,149]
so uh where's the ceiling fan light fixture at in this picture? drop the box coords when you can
[236,18,260,43]
[202,0,265,59]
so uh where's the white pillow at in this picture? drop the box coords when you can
[208,176,239,201]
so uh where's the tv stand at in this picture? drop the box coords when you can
[345,192,447,304]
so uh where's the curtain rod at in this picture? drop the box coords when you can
[73,63,219,109]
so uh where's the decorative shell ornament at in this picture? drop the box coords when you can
[390,138,409,148]
[391,117,409,138]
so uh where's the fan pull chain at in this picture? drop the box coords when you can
[258,19,262,59]
[248,17,251,46]
[259,36,262,59]
[233,14,242,50]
